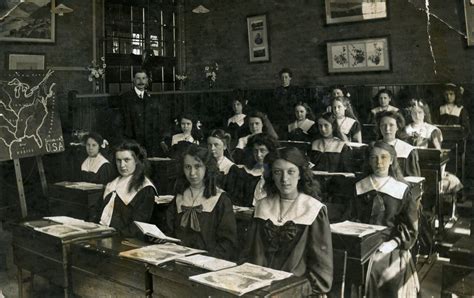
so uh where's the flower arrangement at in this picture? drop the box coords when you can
[87,57,106,92]
[204,62,219,88]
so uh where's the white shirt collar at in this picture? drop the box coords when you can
[356,176,407,199]
[228,114,246,127]
[134,86,145,98]
[176,187,224,213]
[254,193,324,226]
[311,138,345,153]
[440,105,463,117]
[288,119,315,133]
[218,156,234,175]
[81,153,109,174]
[337,117,356,135]
[103,176,156,205]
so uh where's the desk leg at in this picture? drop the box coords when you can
[17,267,23,298]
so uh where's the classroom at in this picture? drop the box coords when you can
[0,0,473,297]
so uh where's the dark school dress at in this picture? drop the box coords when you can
[244,193,333,295]
[389,139,421,177]
[166,188,237,260]
[225,165,265,207]
[437,104,471,136]
[287,119,318,143]
[354,176,419,297]
[309,138,352,173]
[94,176,157,238]
[79,154,115,185]
[227,114,248,149]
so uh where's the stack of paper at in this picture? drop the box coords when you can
[33,216,115,239]
[176,254,236,271]
[119,243,206,266]
[189,263,292,296]
[330,220,386,237]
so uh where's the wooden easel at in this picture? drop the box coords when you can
[13,155,48,218]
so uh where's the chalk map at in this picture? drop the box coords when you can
[0,70,64,161]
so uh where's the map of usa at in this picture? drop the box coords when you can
[0,70,64,161]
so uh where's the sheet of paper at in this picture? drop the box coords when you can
[176,254,236,271]
[134,221,180,243]
[330,220,386,237]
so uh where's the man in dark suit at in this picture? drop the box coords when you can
[119,71,166,156]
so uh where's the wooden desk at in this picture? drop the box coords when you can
[48,183,104,221]
[12,220,115,298]
[70,236,151,297]
[150,262,311,297]
[148,157,179,195]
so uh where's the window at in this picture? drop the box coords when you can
[104,0,178,93]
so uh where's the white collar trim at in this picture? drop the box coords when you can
[172,133,196,146]
[218,156,234,175]
[288,119,315,133]
[176,187,224,213]
[103,176,156,205]
[228,114,246,126]
[356,176,407,199]
[440,105,463,117]
[311,138,345,153]
[81,153,109,174]
[254,193,324,226]
[392,139,414,158]
[338,117,356,135]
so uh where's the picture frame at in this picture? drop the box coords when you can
[327,37,390,73]
[8,53,46,70]
[0,0,56,43]
[246,14,270,63]
[464,0,474,46]
[325,0,388,25]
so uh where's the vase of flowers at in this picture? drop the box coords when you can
[204,62,219,89]
[175,74,187,90]
[87,57,106,93]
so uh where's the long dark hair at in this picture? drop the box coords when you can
[264,147,320,198]
[375,110,406,140]
[246,110,279,140]
[243,133,279,170]
[316,112,344,140]
[114,140,149,192]
[293,101,316,121]
[363,141,405,182]
[331,96,359,121]
[374,89,396,108]
[178,113,203,142]
[82,132,107,154]
[443,83,463,106]
[176,145,219,198]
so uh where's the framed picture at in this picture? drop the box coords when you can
[327,37,390,73]
[247,14,270,63]
[8,54,46,70]
[325,0,388,25]
[465,0,474,46]
[0,0,56,43]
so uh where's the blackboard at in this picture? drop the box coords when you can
[0,70,64,161]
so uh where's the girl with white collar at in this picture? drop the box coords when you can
[437,83,470,136]
[226,95,248,148]
[287,102,317,142]
[207,129,235,190]
[354,141,419,297]
[368,89,399,123]
[94,141,157,237]
[80,132,115,184]
[166,145,237,260]
[244,147,333,296]
[331,96,362,143]
[376,111,421,177]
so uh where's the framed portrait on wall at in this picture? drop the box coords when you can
[0,0,56,42]
[247,14,270,63]
[327,37,391,73]
[325,0,388,25]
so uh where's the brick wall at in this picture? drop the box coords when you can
[183,0,474,90]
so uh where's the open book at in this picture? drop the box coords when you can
[330,220,386,238]
[33,216,115,239]
[54,181,104,190]
[119,243,205,266]
[176,254,236,271]
[189,263,292,296]
[134,221,180,243]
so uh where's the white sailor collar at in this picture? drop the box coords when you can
[218,156,235,175]
[81,153,109,174]
[338,117,356,135]
[236,164,264,177]
[440,105,463,117]
[311,138,345,153]
[254,193,324,226]
[228,114,246,127]
[103,176,156,205]
[288,119,315,134]
[356,176,408,200]
[390,139,414,158]
[371,105,399,114]
[405,123,440,139]
[172,133,197,146]
[176,187,224,213]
